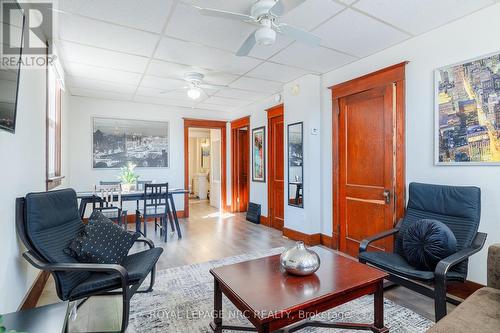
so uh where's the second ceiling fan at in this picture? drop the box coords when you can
[195,0,322,56]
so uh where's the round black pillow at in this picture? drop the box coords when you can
[402,219,457,271]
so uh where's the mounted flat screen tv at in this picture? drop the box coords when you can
[0,2,24,133]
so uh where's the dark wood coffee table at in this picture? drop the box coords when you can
[209,247,389,333]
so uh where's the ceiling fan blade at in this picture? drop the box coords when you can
[277,24,321,46]
[269,0,306,16]
[200,83,228,89]
[236,30,257,57]
[197,7,256,22]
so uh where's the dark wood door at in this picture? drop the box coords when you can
[268,106,284,230]
[338,85,396,257]
[237,128,249,211]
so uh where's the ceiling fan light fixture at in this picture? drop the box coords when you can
[255,26,276,46]
[187,87,201,100]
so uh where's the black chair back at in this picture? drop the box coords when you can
[396,182,481,275]
[16,189,89,300]
[143,183,169,218]
[136,180,153,191]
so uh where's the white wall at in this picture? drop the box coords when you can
[0,63,47,312]
[67,96,230,213]
[320,3,500,284]
[283,75,322,234]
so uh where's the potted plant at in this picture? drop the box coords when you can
[118,162,139,192]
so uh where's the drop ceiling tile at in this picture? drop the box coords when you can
[65,62,143,85]
[336,0,357,5]
[229,77,283,93]
[313,9,409,57]
[166,2,256,53]
[59,41,149,73]
[140,76,186,90]
[280,0,346,31]
[60,0,174,33]
[147,60,239,85]
[247,62,310,83]
[215,88,269,100]
[134,95,202,108]
[196,103,237,113]
[188,0,255,13]
[203,96,250,107]
[353,0,495,35]
[270,43,356,73]
[70,87,134,101]
[154,37,261,74]
[59,14,159,57]
[67,76,138,94]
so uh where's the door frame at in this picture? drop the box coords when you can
[184,118,228,218]
[267,104,284,231]
[329,62,407,250]
[230,116,250,213]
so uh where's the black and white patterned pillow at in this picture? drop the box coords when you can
[65,210,140,265]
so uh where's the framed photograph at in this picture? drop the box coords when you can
[435,52,500,165]
[252,126,266,182]
[92,117,169,168]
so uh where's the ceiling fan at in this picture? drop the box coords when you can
[195,0,321,56]
[160,72,227,100]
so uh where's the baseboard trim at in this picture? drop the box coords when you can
[282,227,332,247]
[260,215,269,227]
[18,270,49,311]
[447,280,484,300]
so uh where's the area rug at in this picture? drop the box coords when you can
[128,248,434,332]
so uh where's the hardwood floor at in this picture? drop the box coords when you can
[37,201,451,331]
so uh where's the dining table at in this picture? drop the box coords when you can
[76,188,188,237]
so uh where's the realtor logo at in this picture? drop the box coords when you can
[2,1,53,55]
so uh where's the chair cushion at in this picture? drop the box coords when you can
[402,219,457,271]
[395,182,481,277]
[25,189,90,300]
[69,247,163,299]
[65,211,140,265]
[359,251,465,281]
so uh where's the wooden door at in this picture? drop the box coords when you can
[268,106,284,230]
[338,84,396,257]
[237,128,249,211]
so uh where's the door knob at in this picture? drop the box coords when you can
[383,190,391,204]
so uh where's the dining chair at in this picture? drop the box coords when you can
[92,184,127,228]
[135,183,181,241]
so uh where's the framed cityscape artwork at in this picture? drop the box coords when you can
[252,126,266,182]
[92,117,169,168]
[436,52,500,165]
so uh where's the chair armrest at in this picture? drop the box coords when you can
[487,243,500,289]
[22,251,129,287]
[135,236,154,249]
[435,232,487,280]
[359,228,400,253]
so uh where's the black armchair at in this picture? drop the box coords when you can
[359,182,487,322]
[16,188,163,333]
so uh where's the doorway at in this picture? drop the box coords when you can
[184,119,227,218]
[231,116,250,212]
[331,63,406,257]
[267,105,284,231]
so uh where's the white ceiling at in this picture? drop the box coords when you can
[55,0,498,113]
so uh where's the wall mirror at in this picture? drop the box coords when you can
[288,122,303,208]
